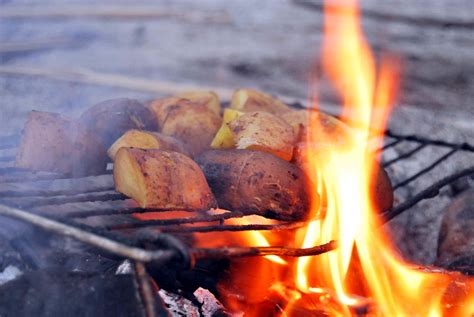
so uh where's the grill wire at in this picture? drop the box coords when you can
[0,129,473,261]
[0,124,473,316]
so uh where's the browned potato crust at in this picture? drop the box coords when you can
[230,89,291,114]
[195,150,313,221]
[178,91,221,115]
[148,97,187,128]
[159,101,222,157]
[281,109,352,144]
[148,92,220,128]
[107,130,188,160]
[228,111,296,161]
[79,98,158,147]
[114,148,217,210]
[16,111,107,176]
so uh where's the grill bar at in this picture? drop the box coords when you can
[392,147,459,190]
[128,222,304,234]
[382,143,427,168]
[382,166,474,222]
[0,125,473,270]
[0,203,336,265]
[385,130,474,152]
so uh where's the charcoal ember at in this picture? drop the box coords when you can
[0,269,166,317]
[194,287,229,317]
[158,289,200,316]
[436,189,474,274]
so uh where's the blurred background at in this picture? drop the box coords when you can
[0,0,473,138]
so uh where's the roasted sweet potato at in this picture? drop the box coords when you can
[228,111,296,161]
[107,130,188,160]
[230,89,292,114]
[79,98,158,147]
[158,101,222,156]
[195,150,312,221]
[210,108,244,149]
[16,111,107,176]
[293,142,394,212]
[114,148,217,210]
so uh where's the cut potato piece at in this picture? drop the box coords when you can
[178,90,221,115]
[228,111,296,161]
[148,97,186,128]
[195,150,312,221]
[16,111,107,176]
[210,108,244,149]
[159,101,222,156]
[281,110,353,144]
[79,98,158,148]
[148,92,220,128]
[107,130,188,160]
[114,148,217,210]
[230,89,291,114]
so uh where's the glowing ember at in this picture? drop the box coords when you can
[202,0,474,315]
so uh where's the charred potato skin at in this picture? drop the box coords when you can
[16,111,107,176]
[79,98,158,147]
[195,150,311,221]
[114,148,217,210]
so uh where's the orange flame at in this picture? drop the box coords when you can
[286,0,474,315]
[191,0,474,315]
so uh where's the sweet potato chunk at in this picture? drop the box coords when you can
[158,101,222,156]
[230,89,291,114]
[107,130,188,160]
[114,148,217,210]
[16,111,107,176]
[79,98,158,147]
[228,111,296,161]
[210,108,244,149]
[195,150,312,221]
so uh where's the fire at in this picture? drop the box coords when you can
[286,0,474,315]
[201,0,474,315]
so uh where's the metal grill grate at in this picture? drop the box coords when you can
[0,121,473,317]
[0,126,473,267]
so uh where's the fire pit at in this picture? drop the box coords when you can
[0,107,473,316]
[1,0,473,316]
